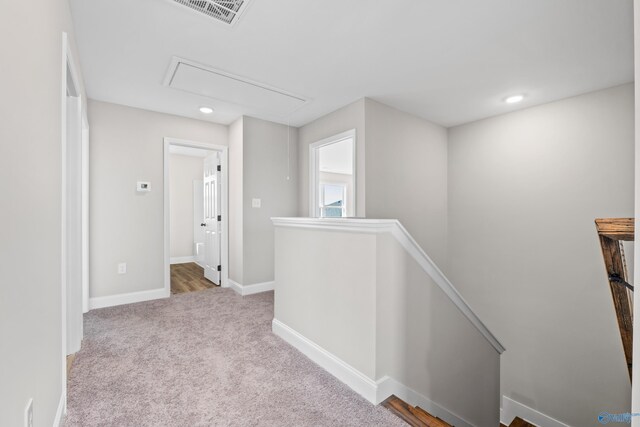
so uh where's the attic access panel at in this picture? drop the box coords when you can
[172,0,249,26]
[164,58,307,117]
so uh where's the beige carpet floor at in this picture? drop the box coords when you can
[65,288,404,426]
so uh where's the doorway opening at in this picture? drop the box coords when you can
[309,129,356,218]
[164,138,229,296]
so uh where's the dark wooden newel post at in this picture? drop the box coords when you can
[595,218,634,381]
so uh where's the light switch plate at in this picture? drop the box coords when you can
[118,263,127,274]
[252,198,261,208]
[137,181,151,192]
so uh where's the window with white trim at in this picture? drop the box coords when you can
[319,183,346,218]
[309,129,356,218]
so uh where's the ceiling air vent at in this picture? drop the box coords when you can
[172,0,249,26]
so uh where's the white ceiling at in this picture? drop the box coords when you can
[69,0,633,128]
[319,138,353,175]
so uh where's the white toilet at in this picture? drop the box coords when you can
[194,242,205,267]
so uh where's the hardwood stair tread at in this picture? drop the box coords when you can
[412,407,450,427]
[509,417,537,427]
[383,395,539,427]
[383,396,425,427]
[382,395,452,427]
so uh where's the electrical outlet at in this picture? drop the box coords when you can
[24,398,33,427]
[252,198,261,208]
[118,262,127,274]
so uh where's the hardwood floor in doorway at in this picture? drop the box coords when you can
[170,262,217,294]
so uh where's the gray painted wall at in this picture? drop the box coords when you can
[376,233,500,427]
[448,84,634,427]
[0,0,85,425]
[365,99,449,267]
[274,227,378,377]
[89,100,227,298]
[241,116,298,285]
[229,118,244,284]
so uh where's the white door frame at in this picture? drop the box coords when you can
[308,129,357,218]
[81,116,90,313]
[163,137,229,291]
[61,31,88,412]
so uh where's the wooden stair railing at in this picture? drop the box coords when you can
[595,218,634,380]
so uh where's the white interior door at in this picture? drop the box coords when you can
[193,180,205,266]
[203,153,221,284]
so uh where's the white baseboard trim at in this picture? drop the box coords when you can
[273,318,475,427]
[53,392,65,427]
[501,396,571,427]
[272,319,379,403]
[377,377,473,427]
[228,279,243,295]
[89,288,169,310]
[170,256,196,264]
[243,281,275,295]
[228,279,275,296]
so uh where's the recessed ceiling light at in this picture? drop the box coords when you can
[505,95,524,104]
[199,106,214,114]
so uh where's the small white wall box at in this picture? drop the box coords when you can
[137,181,151,192]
